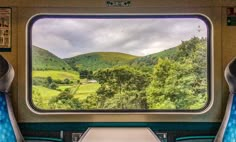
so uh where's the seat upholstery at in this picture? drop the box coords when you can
[0,93,17,141]
[222,95,236,142]
[215,57,236,142]
[0,55,24,142]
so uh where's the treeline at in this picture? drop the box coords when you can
[147,37,207,110]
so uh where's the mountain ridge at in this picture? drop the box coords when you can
[64,52,139,71]
[32,45,176,72]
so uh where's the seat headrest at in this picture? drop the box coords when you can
[225,57,236,94]
[0,55,14,93]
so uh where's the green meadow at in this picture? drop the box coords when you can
[74,83,100,100]
[33,70,80,81]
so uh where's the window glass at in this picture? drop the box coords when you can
[29,15,211,112]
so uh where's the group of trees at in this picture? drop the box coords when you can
[48,88,81,109]
[93,66,150,109]
[33,76,76,90]
[147,37,207,110]
[82,37,207,110]
[33,87,81,110]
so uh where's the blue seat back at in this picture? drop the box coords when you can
[222,94,236,141]
[0,92,16,142]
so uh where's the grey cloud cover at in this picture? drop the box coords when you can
[32,17,207,58]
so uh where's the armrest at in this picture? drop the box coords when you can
[24,136,63,142]
[176,136,215,142]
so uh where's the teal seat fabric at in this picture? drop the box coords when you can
[223,94,236,142]
[0,92,16,142]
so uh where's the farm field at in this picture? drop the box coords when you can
[74,83,100,100]
[33,85,60,100]
[32,70,80,81]
[32,70,100,109]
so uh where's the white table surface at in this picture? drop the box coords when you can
[78,127,161,142]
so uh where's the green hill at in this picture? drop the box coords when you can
[32,45,177,72]
[64,52,139,71]
[32,46,72,71]
[130,47,177,67]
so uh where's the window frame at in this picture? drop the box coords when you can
[27,14,213,113]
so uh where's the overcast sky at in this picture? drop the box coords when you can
[32,17,207,59]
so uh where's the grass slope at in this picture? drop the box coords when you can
[64,52,139,71]
[32,45,72,71]
[74,83,100,100]
[33,85,60,99]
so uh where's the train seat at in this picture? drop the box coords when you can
[215,57,236,142]
[0,55,24,142]
[0,55,64,142]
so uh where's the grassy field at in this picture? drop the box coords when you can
[32,85,60,99]
[33,82,100,109]
[74,83,100,100]
[33,70,80,81]
[32,85,60,109]
[57,85,73,91]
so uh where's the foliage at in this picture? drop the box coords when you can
[80,94,98,109]
[47,76,53,84]
[63,78,71,84]
[48,88,81,109]
[48,82,58,90]
[79,70,93,79]
[130,47,177,68]
[94,66,150,109]
[32,86,60,109]
[147,37,207,110]
[32,88,44,109]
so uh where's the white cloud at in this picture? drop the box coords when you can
[32,17,207,58]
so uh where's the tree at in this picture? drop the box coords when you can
[47,76,53,84]
[48,89,81,110]
[94,66,150,109]
[32,88,44,109]
[81,94,98,109]
[63,78,70,84]
[49,82,58,90]
[147,37,208,110]
[32,87,50,109]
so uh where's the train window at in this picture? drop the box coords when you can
[28,15,211,112]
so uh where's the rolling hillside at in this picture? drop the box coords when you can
[32,46,72,71]
[64,52,139,71]
[32,45,177,72]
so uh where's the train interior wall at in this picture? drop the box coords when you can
[0,0,236,141]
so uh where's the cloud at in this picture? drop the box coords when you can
[32,17,207,58]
